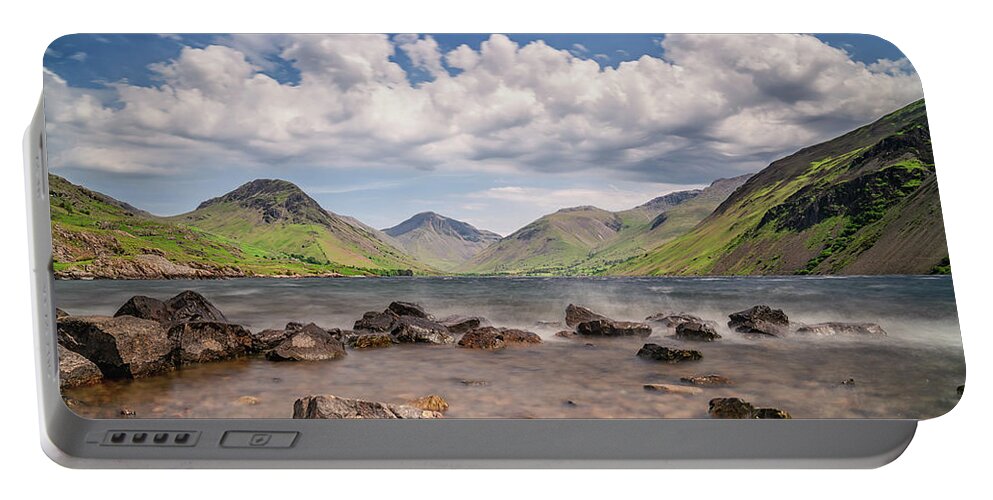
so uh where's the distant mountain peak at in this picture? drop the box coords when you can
[382,212,501,271]
[384,211,499,242]
[635,189,702,213]
[195,178,329,225]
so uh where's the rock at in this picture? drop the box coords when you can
[285,321,304,332]
[795,322,887,337]
[387,301,431,319]
[292,395,442,419]
[164,290,228,323]
[114,295,172,324]
[58,345,102,389]
[457,326,541,349]
[673,322,722,342]
[408,395,449,413]
[636,343,703,363]
[680,374,733,386]
[841,378,857,386]
[727,305,790,336]
[708,397,791,419]
[577,319,652,336]
[350,333,394,349]
[266,324,347,361]
[55,308,71,320]
[251,328,293,352]
[119,407,137,418]
[354,310,399,332]
[554,330,577,339]
[236,396,260,405]
[327,328,358,344]
[565,304,610,327]
[460,379,489,386]
[753,408,792,419]
[168,321,255,365]
[439,315,487,334]
[646,312,707,328]
[643,383,703,395]
[391,316,454,344]
[57,315,176,379]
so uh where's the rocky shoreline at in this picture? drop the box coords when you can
[58,290,907,419]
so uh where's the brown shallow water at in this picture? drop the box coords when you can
[57,276,965,419]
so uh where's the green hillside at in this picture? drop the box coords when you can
[460,177,749,275]
[610,99,948,276]
[49,175,425,278]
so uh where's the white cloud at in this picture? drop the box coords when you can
[44,33,924,189]
[69,51,87,62]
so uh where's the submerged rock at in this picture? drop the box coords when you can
[643,383,703,395]
[407,394,449,413]
[727,305,790,337]
[350,333,394,349]
[708,397,791,419]
[457,326,541,349]
[266,324,347,361]
[168,321,255,365]
[58,315,176,379]
[646,312,711,329]
[795,322,887,337]
[58,345,102,389]
[577,319,652,337]
[636,343,703,363]
[565,304,610,328]
[391,316,455,344]
[292,394,442,419]
[553,330,577,339]
[674,322,722,342]
[680,374,733,386]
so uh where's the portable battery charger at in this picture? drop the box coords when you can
[26,33,964,468]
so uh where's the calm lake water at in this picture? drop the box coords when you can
[56,276,965,419]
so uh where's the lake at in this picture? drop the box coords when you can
[56,275,965,419]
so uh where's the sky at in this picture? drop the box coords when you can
[43,34,923,235]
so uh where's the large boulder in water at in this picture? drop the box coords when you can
[58,345,102,389]
[114,290,227,325]
[292,394,442,419]
[565,304,609,327]
[391,316,454,344]
[646,312,709,328]
[387,301,431,319]
[457,326,542,349]
[251,328,293,352]
[708,397,791,419]
[164,290,228,323]
[57,315,176,379]
[168,321,254,365]
[439,315,487,334]
[577,319,652,337]
[727,305,790,336]
[114,295,172,324]
[795,322,887,337]
[674,322,722,342]
[266,324,347,361]
[353,310,400,332]
[636,343,702,363]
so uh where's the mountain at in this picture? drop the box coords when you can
[459,175,751,275]
[49,175,427,278]
[169,179,428,273]
[610,99,948,276]
[382,212,501,271]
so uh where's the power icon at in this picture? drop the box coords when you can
[249,434,272,446]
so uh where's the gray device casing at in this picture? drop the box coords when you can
[24,101,917,468]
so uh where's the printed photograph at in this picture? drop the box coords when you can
[45,34,964,419]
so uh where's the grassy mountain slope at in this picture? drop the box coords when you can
[168,179,429,273]
[383,212,501,271]
[459,178,750,275]
[49,175,425,278]
[610,99,948,276]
